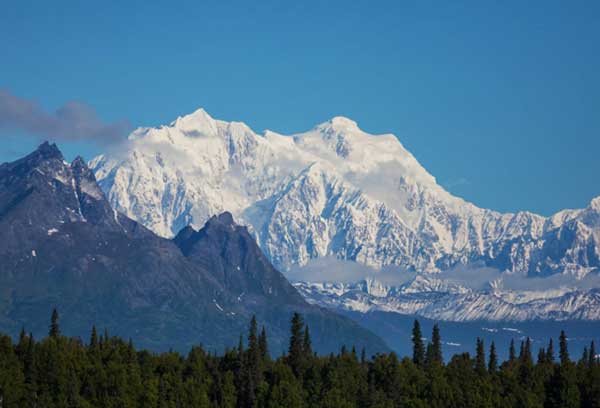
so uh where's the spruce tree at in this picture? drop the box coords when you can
[589,341,596,367]
[49,308,60,338]
[16,326,27,361]
[247,316,259,360]
[488,341,497,374]
[245,315,261,407]
[303,325,312,358]
[23,333,35,385]
[547,338,555,363]
[508,339,516,363]
[537,347,546,365]
[518,340,525,361]
[519,337,534,386]
[431,324,442,365]
[412,319,425,367]
[475,338,486,375]
[581,347,589,367]
[127,338,135,363]
[90,325,98,349]
[521,337,533,366]
[549,331,580,408]
[18,326,26,347]
[258,326,268,360]
[238,334,244,356]
[288,312,305,377]
[559,330,569,365]
[425,342,434,367]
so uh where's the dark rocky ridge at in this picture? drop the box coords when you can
[174,212,305,305]
[0,142,388,354]
[172,212,387,354]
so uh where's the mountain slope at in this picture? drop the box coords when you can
[0,143,388,354]
[174,212,306,306]
[91,109,600,280]
[173,212,389,353]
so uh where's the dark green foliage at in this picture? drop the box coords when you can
[425,323,443,369]
[560,330,569,365]
[508,339,516,363]
[288,312,305,377]
[303,325,313,358]
[89,325,98,349]
[0,313,596,407]
[581,347,589,366]
[488,342,497,374]
[259,326,269,361]
[242,315,261,407]
[475,338,486,376]
[547,338,555,363]
[537,346,546,365]
[412,319,425,368]
[431,324,442,364]
[49,308,60,339]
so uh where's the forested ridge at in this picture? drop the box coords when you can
[0,310,599,407]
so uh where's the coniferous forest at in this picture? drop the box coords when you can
[1,311,599,408]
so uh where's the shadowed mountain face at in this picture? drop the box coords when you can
[173,213,389,354]
[174,212,306,306]
[0,142,388,355]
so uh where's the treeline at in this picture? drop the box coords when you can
[0,311,599,407]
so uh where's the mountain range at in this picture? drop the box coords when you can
[0,142,388,354]
[89,108,600,322]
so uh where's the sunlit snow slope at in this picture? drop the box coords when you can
[92,108,599,282]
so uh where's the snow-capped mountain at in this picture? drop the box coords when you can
[91,108,600,283]
[294,278,600,322]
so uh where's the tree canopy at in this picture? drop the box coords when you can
[0,310,597,407]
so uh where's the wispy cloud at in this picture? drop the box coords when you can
[0,89,130,144]
[286,256,414,284]
[287,257,600,292]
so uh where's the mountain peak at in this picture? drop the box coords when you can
[4,141,66,174]
[171,107,218,135]
[32,141,63,161]
[187,107,212,119]
[174,211,309,306]
[319,116,360,132]
[71,155,96,183]
[71,155,87,169]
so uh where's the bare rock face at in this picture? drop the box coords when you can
[174,212,305,305]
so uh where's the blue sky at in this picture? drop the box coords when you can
[1,0,599,215]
